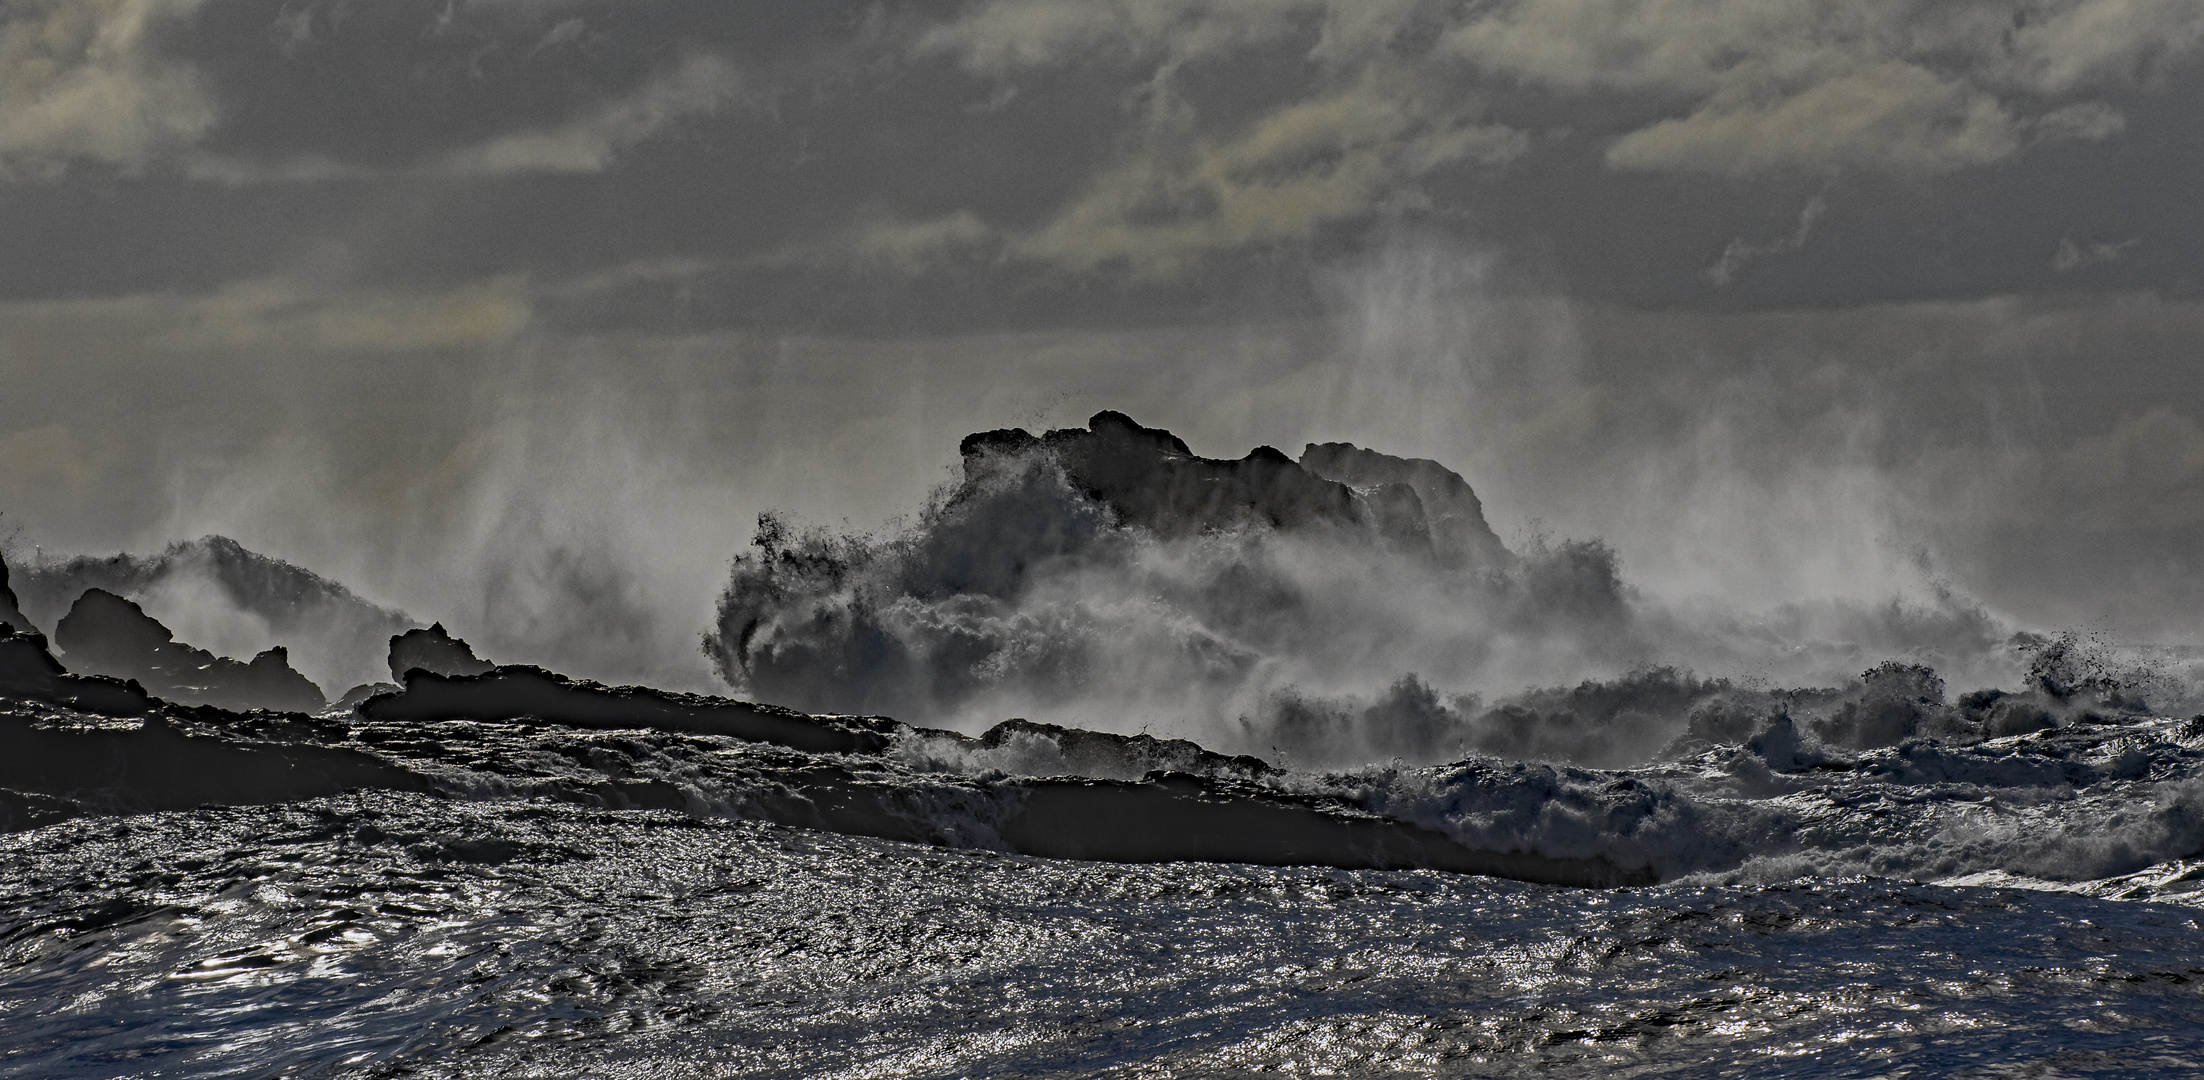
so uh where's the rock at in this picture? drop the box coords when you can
[963,411,1366,539]
[1300,441,1512,568]
[52,589,325,713]
[959,413,1511,567]
[387,622,495,683]
[0,560,30,634]
[0,624,152,716]
[335,682,402,711]
[360,665,890,756]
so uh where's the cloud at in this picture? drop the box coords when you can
[1706,196,1826,286]
[0,0,216,178]
[912,0,1321,74]
[1607,63,2033,175]
[919,0,2202,183]
[0,0,746,184]
[2051,235,2140,272]
[1444,0,2195,175]
[436,51,745,177]
[912,5,1527,275]
[1016,74,1524,275]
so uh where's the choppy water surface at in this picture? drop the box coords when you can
[5,792,2203,1079]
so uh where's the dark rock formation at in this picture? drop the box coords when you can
[53,589,325,713]
[360,665,893,756]
[388,622,495,683]
[8,535,413,690]
[335,681,402,711]
[962,411,1365,539]
[1300,441,1512,568]
[0,560,31,634]
[0,624,152,716]
[959,412,1511,567]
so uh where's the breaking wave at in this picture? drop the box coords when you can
[704,411,2166,769]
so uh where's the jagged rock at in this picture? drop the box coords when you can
[962,411,1365,538]
[387,622,496,683]
[0,560,31,634]
[1299,442,1511,568]
[335,682,402,711]
[0,624,152,716]
[9,535,414,691]
[53,589,325,713]
[958,412,1510,567]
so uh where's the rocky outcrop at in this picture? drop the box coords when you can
[958,412,1510,567]
[0,561,29,634]
[961,411,1365,539]
[388,622,495,683]
[1300,441,1511,568]
[53,589,326,713]
[8,535,414,691]
[0,624,152,716]
[359,665,892,756]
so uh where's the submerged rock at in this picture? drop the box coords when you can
[52,589,325,713]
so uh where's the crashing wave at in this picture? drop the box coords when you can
[705,411,1633,759]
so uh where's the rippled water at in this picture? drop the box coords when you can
[6,793,2204,1078]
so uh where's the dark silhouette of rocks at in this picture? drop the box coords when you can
[53,589,326,713]
[7,535,412,691]
[360,665,891,756]
[962,411,1365,538]
[958,412,1511,567]
[387,622,495,683]
[0,559,31,634]
[0,624,153,716]
[334,681,401,711]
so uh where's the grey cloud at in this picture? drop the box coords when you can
[2051,235,2139,271]
[0,0,217,178]
[1444,0,2193,175]
[1009,74,1526,275]
[912,0,1323,74]
[1,0,754,183]
[919,0,2200,178]
[911,2,1526,275]
[435,52,747,177]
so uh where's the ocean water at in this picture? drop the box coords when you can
[4,696,2204,1078]
[9,418,2204,1076]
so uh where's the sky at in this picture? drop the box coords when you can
[3,0,2203,689]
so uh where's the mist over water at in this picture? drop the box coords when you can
[10,240,2204,1080]
[5,239,2199,750]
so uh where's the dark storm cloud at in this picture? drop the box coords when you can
[4,0,2201,316]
